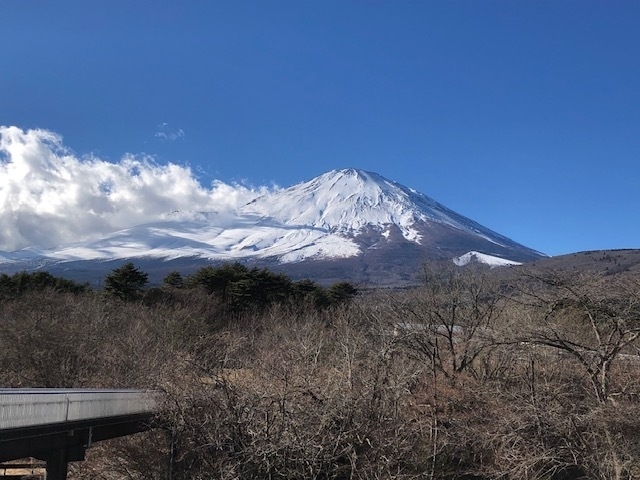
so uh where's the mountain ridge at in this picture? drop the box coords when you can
[0,168,544,284]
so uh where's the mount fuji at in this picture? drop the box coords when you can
[0,169,544,285]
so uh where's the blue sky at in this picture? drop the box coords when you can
[1,1,639,256]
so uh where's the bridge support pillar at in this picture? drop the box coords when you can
[44,445,85,480]
[45,449,69,480]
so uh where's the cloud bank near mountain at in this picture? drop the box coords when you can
[0,126,268,251]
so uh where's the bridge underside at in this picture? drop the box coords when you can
[0,413,154,479]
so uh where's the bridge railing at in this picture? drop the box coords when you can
[0,389,158,430]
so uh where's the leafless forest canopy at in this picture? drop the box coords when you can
[2,260,640,480]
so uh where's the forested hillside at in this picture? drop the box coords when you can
[1,262,640,479]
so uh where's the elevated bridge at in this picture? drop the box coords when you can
[0,389,159,479]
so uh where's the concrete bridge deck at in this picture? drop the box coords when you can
[0,389,159,479]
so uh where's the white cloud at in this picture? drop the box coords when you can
[0,126,266,251]
[154,122,185,141]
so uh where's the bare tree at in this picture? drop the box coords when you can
[508,269,640,404]
[391,265,506,382]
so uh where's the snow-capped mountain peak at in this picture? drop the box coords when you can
[244,168,427,241]
[245,168,464,242]
[242,168,521,249]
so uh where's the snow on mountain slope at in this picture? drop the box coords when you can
[38,214,360,263]
[244,169,422,242]
[453,251,522,267]
[243,169,508,246]
[0,168,543,267]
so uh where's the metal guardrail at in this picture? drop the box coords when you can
[0,389,158,431]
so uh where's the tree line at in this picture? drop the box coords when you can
[0,270,89,299]
[0,262,358,312]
